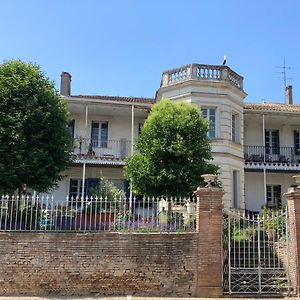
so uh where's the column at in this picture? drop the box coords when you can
[195,182,224,297]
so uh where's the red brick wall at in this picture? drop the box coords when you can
[195,187,223,297]
[286,188,300,295]
[0,232,198,296]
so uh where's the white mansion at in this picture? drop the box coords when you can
[53,64,300,212]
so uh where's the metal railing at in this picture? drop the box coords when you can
[73,137,131,160]
[244,146,300,164]
[0,195,197,233]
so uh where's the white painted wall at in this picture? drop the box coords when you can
[245,171,297,211]
[157,78,246,209]
[45,166,126,204]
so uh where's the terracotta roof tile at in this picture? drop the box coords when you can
[244,103,300,113]
[70,95,155,104]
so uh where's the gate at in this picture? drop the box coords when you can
[223,208,290,295]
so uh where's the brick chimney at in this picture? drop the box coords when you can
[60,72,72,96]
[285,85,293,104]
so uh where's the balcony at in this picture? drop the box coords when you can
[72,137,131,164]
[160,64,244,90]
[244,146,300,171]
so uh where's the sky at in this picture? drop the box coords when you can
[1,0,300,103]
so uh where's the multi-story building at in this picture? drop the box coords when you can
[52,65,300,212]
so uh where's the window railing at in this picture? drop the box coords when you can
[244,146,300,164]
[73,137,131,161]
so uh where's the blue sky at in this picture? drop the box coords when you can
[1,0,300,103]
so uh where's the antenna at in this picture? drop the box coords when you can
[275,57,293,101]
[276,57,293,88]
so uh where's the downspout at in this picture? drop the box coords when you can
[82,104,89,206]
[129,105,134,208]
[262,111,267,204]
[81,162,86,207]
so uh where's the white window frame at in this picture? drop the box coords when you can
[201,107,217,139]
[231,113,239,143]
[266,184,281,208]
[232,170,239,209]
[91,121,109,148]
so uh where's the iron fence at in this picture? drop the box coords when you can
[0,195,197,233]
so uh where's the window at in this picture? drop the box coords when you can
[265,130,279,154]
[69,178,100,199]
[67,119,75,138]
[266,185,281,208]
[138,123,144,135]
[201,108,216,138]
[91,121,108,148]
[231,114,238,143]
[294,131,300,154]
[232,170,239,208]
[110,179,130,199]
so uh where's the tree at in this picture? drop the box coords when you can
[124,99,218,197]
[0,60,72,194]
[85,179,125,213]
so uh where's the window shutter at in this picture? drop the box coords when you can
[294,131,299,154]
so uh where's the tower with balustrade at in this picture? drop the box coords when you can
[156,63,247,209]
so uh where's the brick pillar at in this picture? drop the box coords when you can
[195,185,224,297]
[285,187,300,295]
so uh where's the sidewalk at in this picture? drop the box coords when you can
[0,297,298,300]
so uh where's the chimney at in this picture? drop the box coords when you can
[285,85,293,104]
[60,72,72,96]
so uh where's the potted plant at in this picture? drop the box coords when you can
[260,205,278,241]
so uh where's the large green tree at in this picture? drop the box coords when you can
[125,99,218,197]
[0,60,72,194]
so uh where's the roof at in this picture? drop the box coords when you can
[244,103,300,113]
[70,95,155,104]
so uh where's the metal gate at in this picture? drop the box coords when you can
[223,208,290,295]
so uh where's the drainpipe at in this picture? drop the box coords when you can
[83,105,89,207]
[85,105,89,128]
[262,112,267,204]
[81,162,86,207]
[129,105,135,208]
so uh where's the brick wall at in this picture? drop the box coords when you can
[286,187,300,295]
[0,232,198,297]
[195,187,224,297]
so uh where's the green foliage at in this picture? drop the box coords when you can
[125,99,218,197]
[0,60,72,193]
[86,179,125,212]
[92,179,125,201]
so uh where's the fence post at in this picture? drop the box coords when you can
[195,182,224,297]
[285,185,300,295]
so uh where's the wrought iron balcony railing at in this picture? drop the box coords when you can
[72,137,131,161]
[244,146,300,164]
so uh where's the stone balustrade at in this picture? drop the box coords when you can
[161,63,243,90]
